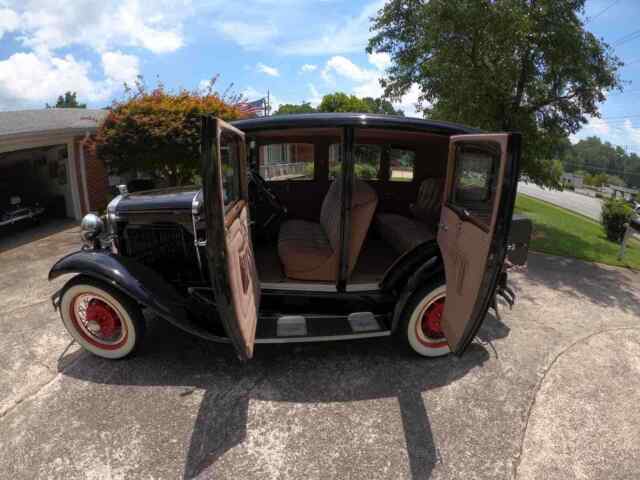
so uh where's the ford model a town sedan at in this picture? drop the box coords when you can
[49,113,531,361]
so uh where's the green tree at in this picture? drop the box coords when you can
[318,92,369,112]
[274,102,317,115]
[361,97,404,115]
[93,80,244,187]
[47,91,87,108]
[368,0,622,187]
[317,92,404,114]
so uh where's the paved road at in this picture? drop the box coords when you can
[518,182,602,221]
[1,223,640,479]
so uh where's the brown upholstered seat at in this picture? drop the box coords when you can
[376,178,444,255]
[278,178,378,281]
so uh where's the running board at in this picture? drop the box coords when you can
[255,312,391,344]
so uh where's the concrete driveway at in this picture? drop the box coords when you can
[1,224,639,479]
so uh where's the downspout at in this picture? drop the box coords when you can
[79,131,91,213]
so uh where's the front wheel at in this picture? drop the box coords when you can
[399,281,451,358]
[59,276,145,359]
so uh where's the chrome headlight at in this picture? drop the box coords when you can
[80,213,104,246]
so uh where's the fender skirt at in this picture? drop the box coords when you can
[49,250,229,342]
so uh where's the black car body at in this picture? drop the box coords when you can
[49,113,531,361]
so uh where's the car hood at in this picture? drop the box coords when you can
[116,187,200,213]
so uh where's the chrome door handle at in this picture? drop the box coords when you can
[439,223,448,231]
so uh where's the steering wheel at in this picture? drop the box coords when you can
[248,170,287,231]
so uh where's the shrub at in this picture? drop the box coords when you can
[601,198,633,242]
[93,78,245,187]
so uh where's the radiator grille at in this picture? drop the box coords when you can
[123,225,190,263]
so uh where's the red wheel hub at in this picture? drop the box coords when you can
[85,299,122,340]
[421,298,445,340]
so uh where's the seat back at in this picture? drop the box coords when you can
[410,177,444,224]
[320,177,378,276]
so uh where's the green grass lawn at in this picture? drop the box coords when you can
[514,194,640,270]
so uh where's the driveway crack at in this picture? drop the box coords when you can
[511,326,640,480]
[0,343,83,421]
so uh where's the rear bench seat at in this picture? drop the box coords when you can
[376,178,444,255]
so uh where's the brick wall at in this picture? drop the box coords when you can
[82,141,109,212]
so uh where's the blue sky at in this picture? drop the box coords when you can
[0,0,639,151]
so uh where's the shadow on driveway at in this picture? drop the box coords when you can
[58,313,509,479]
[0,219,77,255]
[516,252,640,317]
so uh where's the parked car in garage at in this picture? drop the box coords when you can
[49,113,531,361]
[0,196,45,230]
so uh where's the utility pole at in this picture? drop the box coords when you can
[266,90,271,117]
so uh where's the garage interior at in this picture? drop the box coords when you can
[0,145,74,220]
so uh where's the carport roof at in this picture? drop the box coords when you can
[0,109,109,139]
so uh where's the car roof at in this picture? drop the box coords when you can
[232,113,481,136]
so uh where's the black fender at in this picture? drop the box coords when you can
[385,243,445,333]
[49,250,229,342]
[381,239,442,293]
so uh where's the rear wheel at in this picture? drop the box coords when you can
[59,276,145,359]
[400,281,451,358]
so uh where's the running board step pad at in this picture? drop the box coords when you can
[258,312,388,340]
[277,316,307,337]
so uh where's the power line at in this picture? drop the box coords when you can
[613,28,640,47]
[601,113,640,120]
[587,0,621,23]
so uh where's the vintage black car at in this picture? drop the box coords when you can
[49,113,531,361]
[0,196,44,230]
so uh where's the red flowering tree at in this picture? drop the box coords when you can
[94,80,246,187]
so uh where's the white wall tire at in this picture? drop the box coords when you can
[402,283,451,358]
[59,277,145,359]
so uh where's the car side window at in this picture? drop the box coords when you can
[220,132,241,208]
[259,143,314,181]
[329,143,381,180]
[389,148,415,182]
[450,142,500,227]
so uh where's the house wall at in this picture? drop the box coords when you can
[75,138,110,214]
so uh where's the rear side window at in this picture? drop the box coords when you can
[329,143,382,180]
[450,142,500,227]
[389,148,415,182]
[259,143,314,181]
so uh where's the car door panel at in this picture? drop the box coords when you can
[438,133,516,355]
[201,116,259,360]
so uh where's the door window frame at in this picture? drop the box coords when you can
[445,140,502,233]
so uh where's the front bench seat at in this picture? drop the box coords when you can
[278,177,378,281]
[376,177,444,255]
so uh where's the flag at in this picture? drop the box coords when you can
[237,98,266,116]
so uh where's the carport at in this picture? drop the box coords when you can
[0,109,110,225]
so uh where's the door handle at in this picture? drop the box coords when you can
[439,223,448,231]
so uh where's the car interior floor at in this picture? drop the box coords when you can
[253,233,399,286]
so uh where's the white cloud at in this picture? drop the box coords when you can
[4,0,187,54]
[218,21,277,50]
[280,0,384,55]
[308,83,321,106]
[101,51,140,86]
[0,52,97,109]
[323,56,378,83]
[0,50,142,110]
[0,8,19,40]
[300,64,317,73]
[396,83,423,118]
[368,51,391,71]
[315,53,423,117]
[256,62,280,77]
[572,117,640,154]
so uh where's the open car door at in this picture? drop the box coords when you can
[201,116,260,361]
[438,133,520,356]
